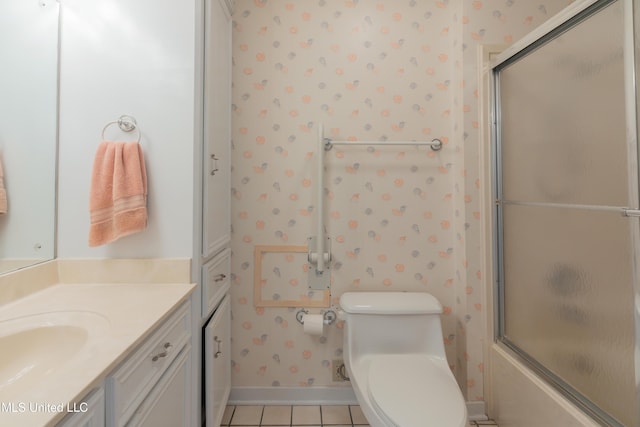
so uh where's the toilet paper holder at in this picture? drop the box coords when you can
[296,309,337,325]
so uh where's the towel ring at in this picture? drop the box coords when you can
[101,115,141,144]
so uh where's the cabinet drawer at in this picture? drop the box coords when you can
[202,248,230,318]
[107,302,191,426]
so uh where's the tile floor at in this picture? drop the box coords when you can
[222,405,499,427]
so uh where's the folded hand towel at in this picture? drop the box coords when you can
[0,155,7,215]
[89,141,147,247]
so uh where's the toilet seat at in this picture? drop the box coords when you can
[367,354,467,427]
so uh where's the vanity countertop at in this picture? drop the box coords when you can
[0,282,195,427]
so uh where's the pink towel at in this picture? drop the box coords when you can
[89,141,147,247]
[0,156,6,214]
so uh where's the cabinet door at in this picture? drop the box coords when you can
[57,387,105,427]
[204,294,231,427]
[107,303,191,426]
[126,347,192,427]
[202,0,232,258]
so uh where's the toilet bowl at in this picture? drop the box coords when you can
[340,292,467,427]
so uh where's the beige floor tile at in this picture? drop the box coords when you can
[321,405,352,424]
[349,405,368,425]
[262,405,292,425]
[292,405,321,425]
[230,405,263,425]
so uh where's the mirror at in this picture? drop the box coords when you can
[0,1,59,274]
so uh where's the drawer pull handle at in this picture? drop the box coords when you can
[210,154,219,176]
[214,273,226,282]
[152,352,167,362]
[152,342,173,362]
[214,336,222,358]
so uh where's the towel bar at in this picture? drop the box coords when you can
[324,138,443,151]
[101,115,141,144]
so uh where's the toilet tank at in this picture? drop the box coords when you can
[340,292,448,360]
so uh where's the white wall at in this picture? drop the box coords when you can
[57,0,198,259]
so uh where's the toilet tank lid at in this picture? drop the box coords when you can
[340,292,442,315]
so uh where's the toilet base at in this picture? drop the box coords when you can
[345,354,468,427]
[345,356,388,427]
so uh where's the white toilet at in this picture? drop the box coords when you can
[340,291,467,427]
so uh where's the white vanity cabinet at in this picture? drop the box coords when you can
[202,0,232,260]
[200,0,232,423]
[106,302,192,427]
[204,294,231,427]
[57,387,105,427]
[198,0,233,424]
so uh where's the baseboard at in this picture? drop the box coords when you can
[229,386,358,405]
[229,386,486,420]
[466,400,488,421]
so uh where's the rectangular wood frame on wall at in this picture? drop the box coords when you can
[253,244,331,308]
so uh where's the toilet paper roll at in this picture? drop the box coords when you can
[303,314,325,336]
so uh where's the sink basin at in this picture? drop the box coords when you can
[0,311,110,398]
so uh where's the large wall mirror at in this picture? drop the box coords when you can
[0,1,59,274]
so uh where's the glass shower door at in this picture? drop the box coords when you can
[494,0,639,425]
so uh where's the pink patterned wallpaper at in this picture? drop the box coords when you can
[230,0,572,402]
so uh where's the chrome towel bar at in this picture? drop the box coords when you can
[324,138,443,151]
[101,115,141,144]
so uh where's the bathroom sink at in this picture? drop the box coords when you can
[0,311,110,398]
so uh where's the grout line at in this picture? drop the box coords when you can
[229,405,236,426]
[226,404,499,427]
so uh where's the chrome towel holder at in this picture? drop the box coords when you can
[101,115,141,144]
[323,137,443,151]
[295,308,337,325]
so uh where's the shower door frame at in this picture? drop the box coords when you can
[489,0,640,425]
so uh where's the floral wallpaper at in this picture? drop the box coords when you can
[230,0,572,402]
